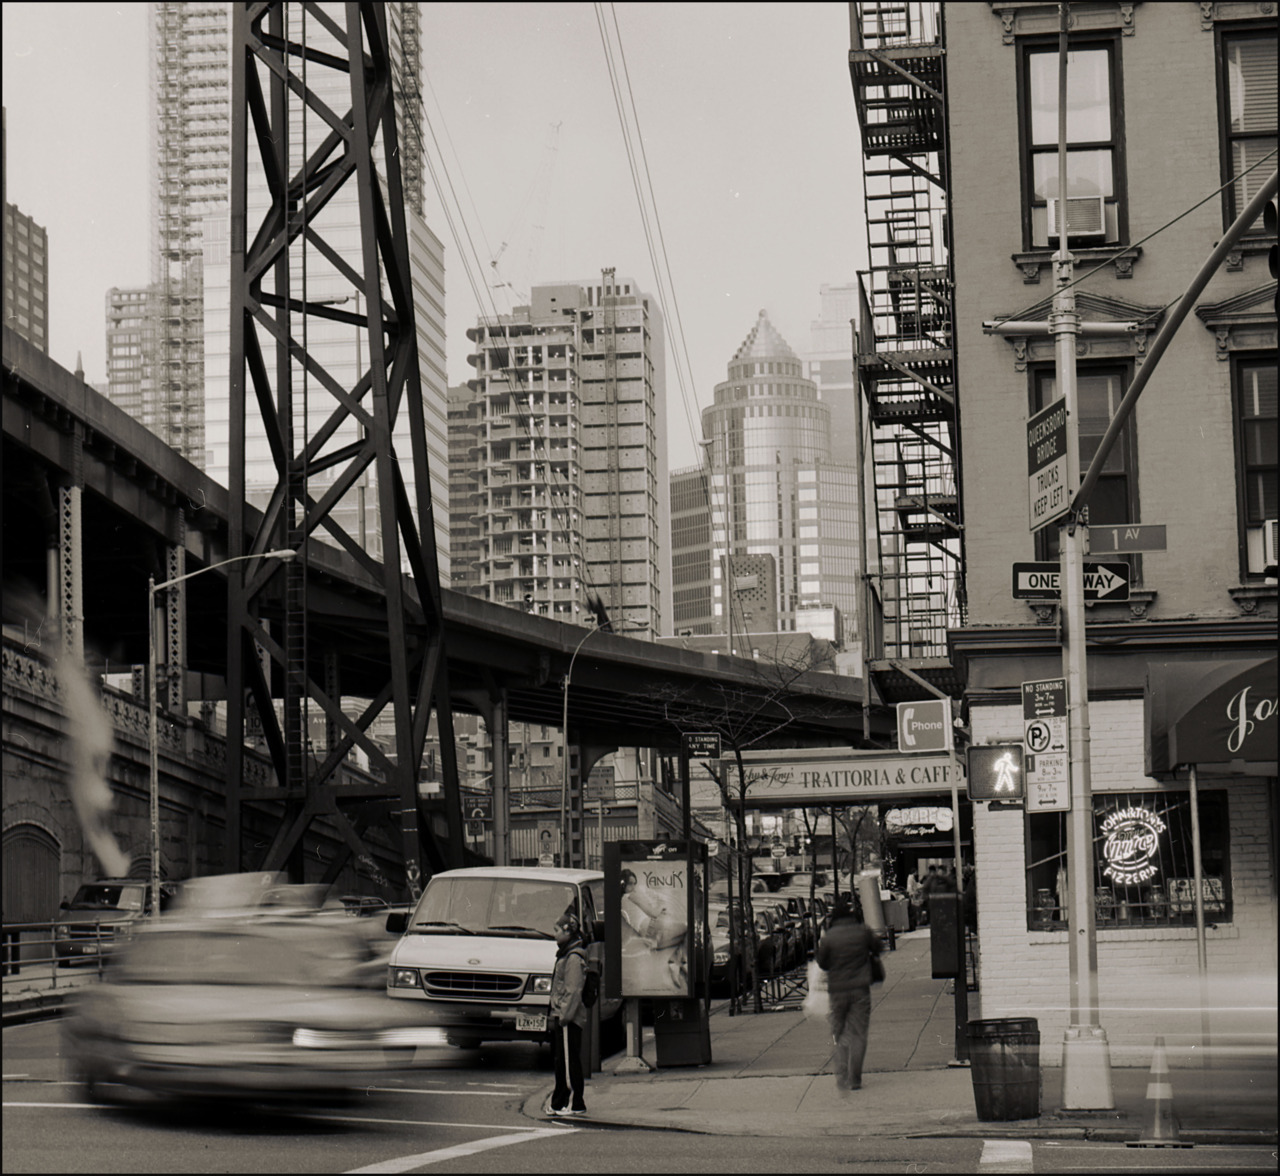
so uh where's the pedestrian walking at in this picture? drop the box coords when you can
[548,910,589,1117]
[816,895,882,1095]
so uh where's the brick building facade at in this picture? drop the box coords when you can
[941,2,1277,1065]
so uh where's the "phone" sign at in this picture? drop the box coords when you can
[896,699,953,754]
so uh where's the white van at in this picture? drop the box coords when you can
[386,866,620,1047]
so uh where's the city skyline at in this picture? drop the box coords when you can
[1,3,868,477]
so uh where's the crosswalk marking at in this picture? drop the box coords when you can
[979,1139,1034,1172]
[343,1127,572,1173]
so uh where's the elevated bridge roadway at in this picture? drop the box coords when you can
[3,328,894,887]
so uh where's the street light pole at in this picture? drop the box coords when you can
[149,549,295,919]
[560,619,647,869]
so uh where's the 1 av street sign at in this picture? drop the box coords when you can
[1027,400,1069,532]
[1011,561,1131,602]
[1087,523,1167,554]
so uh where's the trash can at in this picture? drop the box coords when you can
[653,998,711,1067]
[967,1018,1040,1121]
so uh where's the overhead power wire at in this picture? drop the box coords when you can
[406,69,609,614]
[593,3,745,649]
[992,146,1279,328]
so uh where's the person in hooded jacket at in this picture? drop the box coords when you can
[816,895,881,1094]
[547,909,589,1116]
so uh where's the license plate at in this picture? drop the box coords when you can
[515,1012,547,1033]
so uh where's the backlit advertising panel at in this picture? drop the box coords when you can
[604,841,705,1000]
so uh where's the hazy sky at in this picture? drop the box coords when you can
[3,3,867,474]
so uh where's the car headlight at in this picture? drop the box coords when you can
[54,926,69,939]
[389,967,421,988]
[529,975,552,994]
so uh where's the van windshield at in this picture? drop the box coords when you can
[67,884,146,912]
[412,878,577,938]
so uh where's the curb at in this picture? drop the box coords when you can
[2,992,68,1027]
[521,1077,1277,1144]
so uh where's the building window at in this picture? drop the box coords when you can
[1027,790,1232,930]
[1234,357,1277,575]
[1021,39,1125,248]
[1032,366,1137,561]
[1217,29,1277,233]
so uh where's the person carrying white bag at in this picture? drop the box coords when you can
[802,957,829,1018]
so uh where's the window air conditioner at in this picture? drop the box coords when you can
[1247,518,1279,574]
[1047,196,1107,239]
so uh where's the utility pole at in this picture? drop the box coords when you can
[987,4,1125,1109]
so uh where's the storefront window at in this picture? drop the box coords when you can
[1025,790,1231,930]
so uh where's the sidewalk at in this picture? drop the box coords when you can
[528,930,1277,1143]
[2,964,99,1026]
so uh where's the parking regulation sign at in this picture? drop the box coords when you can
[1027,400,1070,532]
[1022,678,1068,812]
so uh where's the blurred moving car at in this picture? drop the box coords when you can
[54,879,180,966]
[62,874,452,1105]
[708,901,750,995]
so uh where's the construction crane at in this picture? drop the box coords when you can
[489,122,561,305]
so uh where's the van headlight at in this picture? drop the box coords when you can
[389,967,421,988]
[529,974,552,994]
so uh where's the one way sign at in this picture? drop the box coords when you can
[1012,561,1130,602]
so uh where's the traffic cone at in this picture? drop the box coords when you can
[1127,1037,1192,1148]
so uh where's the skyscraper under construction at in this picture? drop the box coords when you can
[110,2,430,489]
[458,271,670,635]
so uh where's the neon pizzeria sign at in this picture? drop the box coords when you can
[1101,806,1166,885]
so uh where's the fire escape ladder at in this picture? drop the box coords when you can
[850,2,964,664]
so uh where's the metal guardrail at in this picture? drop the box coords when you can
[3,920,112,991]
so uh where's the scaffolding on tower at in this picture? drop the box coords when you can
[849,2,964,671]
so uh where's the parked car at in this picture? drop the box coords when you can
[62,875,453,1105]
[54,879,180,966]
[777,893,815,956]
[708,902,750,995]
[766,900,801,971]
[752,908,788,976]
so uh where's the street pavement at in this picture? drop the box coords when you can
[7,933,1273,1145]
[527,929,1277,1144]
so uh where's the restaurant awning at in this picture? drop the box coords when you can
[1145,655,1277,777]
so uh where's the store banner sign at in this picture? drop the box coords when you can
[1146,656,1277,775]
[721,748,960,808]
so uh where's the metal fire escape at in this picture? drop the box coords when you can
[849,2,964,667]
[225,2,462,897]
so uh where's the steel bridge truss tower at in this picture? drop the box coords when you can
[849,2,964,661]
[226,1,462,896]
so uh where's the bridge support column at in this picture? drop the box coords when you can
[490,691,510,866]
[57,482,83,664]
[324,651,341,760]
[571,743,616,870]
[165,527,186,713]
